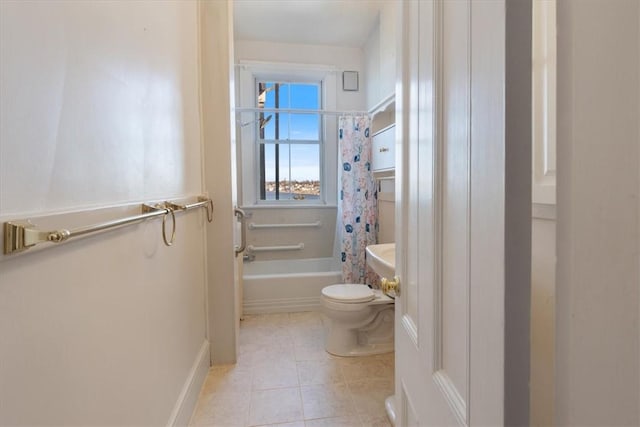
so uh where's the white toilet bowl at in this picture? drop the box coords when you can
[320,284,395,357]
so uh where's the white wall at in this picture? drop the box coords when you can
[530,209,556,427]
[556,0,639,425]
[0,1,208,424]
[532,0,557,206]
[0,2,202,215]
[364,3,397,247]
[364,15,381,110]
[364,1,396,110]
[242,207,338,261]
[234,40,366,111]
[378,2,396,104]
[530,2,557,424]
[200,0,239,364]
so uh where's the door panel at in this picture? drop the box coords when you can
[396,1,456,425]
[399,0,423,341]
[440,0,470,415]
[394,1,531,425]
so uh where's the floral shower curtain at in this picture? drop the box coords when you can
[339,115,378,284]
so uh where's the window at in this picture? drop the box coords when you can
[256,81,322,201]
[237,63,338,207]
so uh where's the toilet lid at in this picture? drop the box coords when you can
[322,284,375,303]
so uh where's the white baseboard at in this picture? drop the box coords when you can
[167,340,210,427]
[243,296,321,315]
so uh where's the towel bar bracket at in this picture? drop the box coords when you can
[4,221,73,254]
[4,222,49,254]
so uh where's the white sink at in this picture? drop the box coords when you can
[366,243,395,278]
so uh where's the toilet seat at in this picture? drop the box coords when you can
[322,284,375,303]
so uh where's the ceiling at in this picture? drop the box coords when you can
[233,0,383,48]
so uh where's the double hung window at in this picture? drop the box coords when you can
[255,80,322,202]
[238,63,337,207]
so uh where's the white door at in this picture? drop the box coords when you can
[394,1,531,425]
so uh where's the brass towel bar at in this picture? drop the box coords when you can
[3,196,214,255]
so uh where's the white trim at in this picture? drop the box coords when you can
[401,314,418,347]
[433,370,467,426]
[243,296,321,314]
[400,382,419,425]
[237,62,338,207]
[369,92,396,115]
[168,340,210,427]
[378,191,395,202]
[532,203,556,221]
[373,169,395,180]
[372,123,396,138]
[237,60,337,74]
[532,0,557,205]
[385,395,398,426]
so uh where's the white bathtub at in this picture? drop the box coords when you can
[242,257,342,314]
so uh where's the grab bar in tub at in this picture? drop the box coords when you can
[234,207,247,256]
[247,243,304,252]
[248,221,321,230]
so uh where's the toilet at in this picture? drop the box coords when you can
[320,283,395,357]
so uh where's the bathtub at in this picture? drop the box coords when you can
[242,257,342,314]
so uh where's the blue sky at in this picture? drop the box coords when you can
[261,83,321,182]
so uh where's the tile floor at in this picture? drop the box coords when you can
[190,311,394,427]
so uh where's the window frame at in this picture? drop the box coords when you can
[237,62,338,208]
[255,80,323,203]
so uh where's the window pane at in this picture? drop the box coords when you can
[264,143,276,183]
[255,80,321,202]
[259,82,290,109]
[278,84,290,108]
[290,84,319,109]
[283,144,320,200]
[260,143,320,201]
[289,114,319,141]
[261,112,290,140]
[277,145,292,199]
[258,82,274,109]
[290,144,320,184]
[262,113,318,141]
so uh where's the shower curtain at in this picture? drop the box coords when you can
[339,115,378,284]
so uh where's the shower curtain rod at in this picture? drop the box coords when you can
[234,107,369,116]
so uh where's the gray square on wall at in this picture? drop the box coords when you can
[342,71,359,91]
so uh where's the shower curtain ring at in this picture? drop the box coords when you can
[162,207,176,246]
